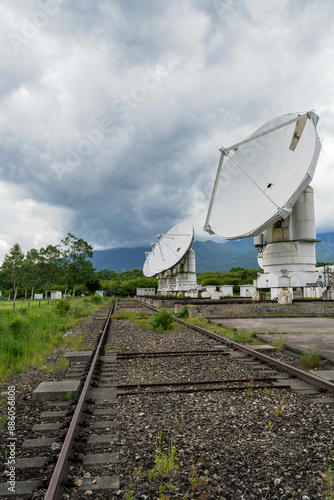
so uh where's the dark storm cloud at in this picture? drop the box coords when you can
[0,0,333,259]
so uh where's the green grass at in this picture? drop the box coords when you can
[124,466,142,500]
[149,427,179,480]
[325,439,334,499]
[300,348,321,369]
[270,333,286,352]
[175,306,189,319]
[186,317,261,345]
[148,309,174,332]
[111,311,150,329]
[0,297,109,382]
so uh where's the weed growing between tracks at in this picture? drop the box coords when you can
[300,348,321,369]
[175,306,189,318]
[186,317,261,345]
[325,438,334,499]
[124,466,142,500]
[149,426,179,481]
[270,332,287,352]
[149,309,175,332]
[111,311,150,329]
[0,297,109,382]
[112,309,176,333]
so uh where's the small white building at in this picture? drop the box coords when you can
[201,285,233,299]
[95,290,105,298]
[136,288,155,296]
[240,284,256,297]
[218,285,233,297]
[51,291,62,300]
[34,294,43,300]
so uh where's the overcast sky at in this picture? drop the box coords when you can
[1,0,334,261]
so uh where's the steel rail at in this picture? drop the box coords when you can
[135,299,334,395]
[44,302,115,500]
[174,317,334,395]
[117,376,280,389]
[118,385,291,396]
[117,349,229,359]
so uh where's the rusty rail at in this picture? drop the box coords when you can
[44,302,115,500]
[117,349,229,359]
[116,376,290,395]
[174,317,334,395]
[135,299,334,395]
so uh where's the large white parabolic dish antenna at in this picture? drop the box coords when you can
[204,111,321,240]
[143,221,194,277]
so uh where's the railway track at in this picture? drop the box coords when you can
[1,298,334,499]
[137,299,334,395]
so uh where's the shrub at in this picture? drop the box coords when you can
[149,309,174,332]
[175,306,189,318]
[72,306,85,318]
[90,294,103,304]
[55,299,71,315]
[9,318,25,338]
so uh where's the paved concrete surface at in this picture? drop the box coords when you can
[214,317,334,333]
[213,317,334,363]
[258,333,334,364]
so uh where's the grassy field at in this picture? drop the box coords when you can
[0,296,109,382]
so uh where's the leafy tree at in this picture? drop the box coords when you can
[96,269,119,281]
[1,243,25,300]
[60,234,95,296]
[85,278,101,293]
[38,245,62,299]
[22,248,41,300]
[197,268,259,294]
[118,269,144,281]
[104,277,157,297]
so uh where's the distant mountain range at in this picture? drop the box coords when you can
[91,231,334,274]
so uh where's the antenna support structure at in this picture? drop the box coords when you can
[204,110,329,301]
[143,222,198,297]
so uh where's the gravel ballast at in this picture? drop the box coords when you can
[1,300,334,499]
[103,306,334,500]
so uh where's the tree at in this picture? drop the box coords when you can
[96,269,118,281]
[85,277,101,293]
[60,234,95,296]
[118,269,144,281]
[21,249,42,300]
[1,243,25,300]
[38,245,62,299]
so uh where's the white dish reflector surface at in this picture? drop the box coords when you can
[143,221,194,276]
[204,111,321,240]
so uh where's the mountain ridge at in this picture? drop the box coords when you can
[91,231,334,273]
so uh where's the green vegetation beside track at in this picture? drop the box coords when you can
[0,295,109,382]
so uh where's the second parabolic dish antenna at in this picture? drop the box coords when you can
[204,111,321,240]
[144,221,194,276]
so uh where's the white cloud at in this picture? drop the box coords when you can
[0,0,333,261]
[0,181,73,262]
